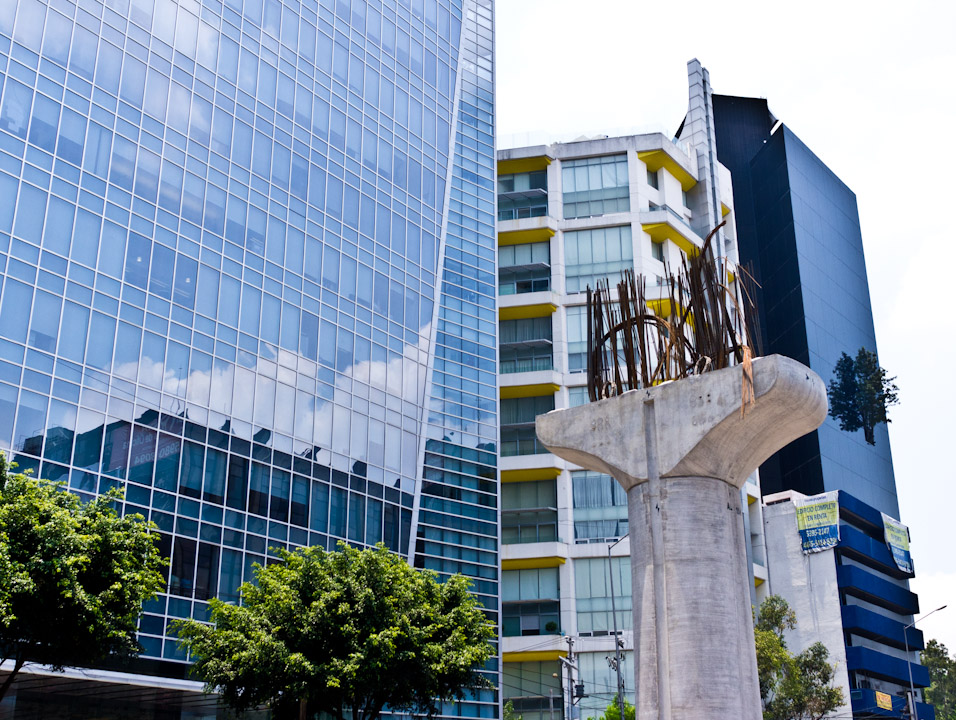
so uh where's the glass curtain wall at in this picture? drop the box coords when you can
[564,225,633,294]
[498,241,550,296]
[0,0,498,712]
[502,479,558,544]
[497,170,547,221]
[562,154,629,220]
[572,470,627,543]
[503,661,563,720]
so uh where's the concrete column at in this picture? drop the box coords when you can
[536,355,827,720]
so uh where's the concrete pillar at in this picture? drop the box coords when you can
[536,355,827,720]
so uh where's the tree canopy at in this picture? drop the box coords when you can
[0,454,167,702]
[503,700,523,720]
[755,595,844,720]
[827,347,899,445]
[598,697,635,720]
[174,542,496,720]
[923,639,956,720]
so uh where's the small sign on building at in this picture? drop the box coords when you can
[793,491,840,553]
[875,691,893,710]
[881,513,912,574]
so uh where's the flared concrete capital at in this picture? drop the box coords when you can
[535,354,827,491]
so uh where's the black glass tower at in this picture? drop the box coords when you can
[712,95,898,518]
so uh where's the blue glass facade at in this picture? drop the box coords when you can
[0,0,497,712]
[712,96,898,518]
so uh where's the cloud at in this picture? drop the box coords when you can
[908,572,956,654]
[106,325,435,484]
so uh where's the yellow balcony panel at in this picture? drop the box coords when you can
[643,222,699,259]
[501,467,562,484]
[499,302,557,321]
[638,149,697,191]
[721,201,732,217]
[502,556,566,571]
[754,576,765,587]
[499,226,555,247]
[647,298,694,329]
[500,382,559,400]
[647,297,675,318]
[503,650,567,663]
[498,156,551,175]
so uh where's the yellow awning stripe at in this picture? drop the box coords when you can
[499,383,559,399]
[498,156,551,175]
[501,467,562,484]
[638,149,697,191]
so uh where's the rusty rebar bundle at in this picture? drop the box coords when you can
[587,221,760,402]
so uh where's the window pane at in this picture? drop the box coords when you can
[203,448,227,504]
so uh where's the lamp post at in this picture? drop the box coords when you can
[904,604,947,719]
[607,533,629,719]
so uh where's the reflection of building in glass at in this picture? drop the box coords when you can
[496,61,769,720]
[0,0,497,714]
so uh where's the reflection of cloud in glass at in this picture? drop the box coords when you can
[109,324,433,487]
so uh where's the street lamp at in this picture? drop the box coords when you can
[607,534,629,718]
[904,604,947,719]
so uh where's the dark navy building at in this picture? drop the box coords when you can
[713,95,932,718]
[712,95,897,517]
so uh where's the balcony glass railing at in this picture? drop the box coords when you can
[647,203,689,225]
[500,429,551,457]
[498,205,548,222]
[502,509,559,544]
[500,317,552,345]
[499,272,550,296]
[500,354,553,374]
[502,600,561,636]
[501,396,555,426]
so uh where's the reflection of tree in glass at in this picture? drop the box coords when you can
[826,347,899,445]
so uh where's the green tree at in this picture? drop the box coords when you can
[0,454,167,702]
[174,542,496,720]
[827,347,899,445]
[755,595,844,720]
[923,639,956,720]
[503,700,523,720]
[598,698,635,720]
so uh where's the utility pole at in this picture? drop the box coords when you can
[904,604,947,719]
[565,636,574,720]
[607,534,628,717]
[549,688,555,720]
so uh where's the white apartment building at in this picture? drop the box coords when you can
[497,61,770,720]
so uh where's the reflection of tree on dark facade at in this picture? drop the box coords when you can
[10,407,416,613]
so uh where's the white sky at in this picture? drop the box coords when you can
[495,0,956,650]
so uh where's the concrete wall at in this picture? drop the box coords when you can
[763,497,853,718]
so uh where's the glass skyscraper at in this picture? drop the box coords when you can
[0,0,497,714]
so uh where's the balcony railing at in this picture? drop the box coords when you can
[500,430,551,457]
[502,600,561,636]
[500,355,553,374]
[498,205,548,222]
[502,509,559,544]
[648,203,689,225]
